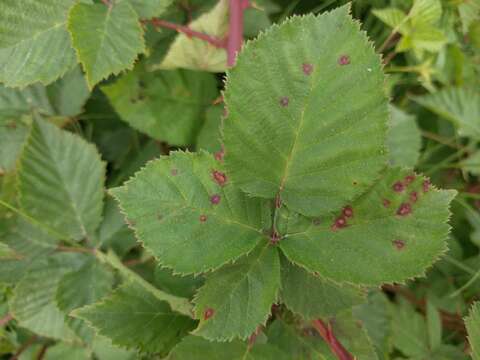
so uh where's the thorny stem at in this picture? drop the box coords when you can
[227,0,249,66]
[312,319,354,360]
[146,19,226,49]
[0,313,13,327]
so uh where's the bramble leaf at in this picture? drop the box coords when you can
[72,283,195,355]
[279,167,456,285]
[125,0,174,18]
[387,106,421,168]
[413,87,480,140]
[68,1,145,89]
[111,151,270,275]
[102,68,217,145]
[17,117,105,241]
[280,256,365,319]
[0,116,30,173]
[466,302,480,360]
[0,0,78,87]
[193,243,280,341]
[223,6,388,217]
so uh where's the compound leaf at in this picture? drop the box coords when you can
[0,0,77,87]
[279,167,455,285]
[111,151,269,275]
[68,1,145,89]
[17,117,105,241]
[223,5,388,217]
[72,283,195,355]
[193,244,280,341]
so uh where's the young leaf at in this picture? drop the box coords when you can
[68,1,145,89]
[155,0,229,72]
[413,87,480,140]
[0,0,78,87]
[17,117,105,241]
[279,167,456,285]
[280,256,365,319]
[466,302,480,360]
[9,253,86,340]
[387,106,421,168]
[111,151,269,275]
[72,283,196,355]
[223,5,389,217]
[372,8,407,30]
[102,68,217,146]
[43,343,89,360]
[193,243,280,341]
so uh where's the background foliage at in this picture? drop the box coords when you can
[0,0,480,359]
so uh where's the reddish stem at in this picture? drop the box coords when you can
[227,0,249,66]
[0,313,13,327]
[147,19,226,49]
[312,319,354,360]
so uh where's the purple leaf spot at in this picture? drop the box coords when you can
[338,55,350,65]
[396,203,412,216]
[210,194,221,205]
[392,239,405,250]
[302,63,314,75]
[279,97,289,107]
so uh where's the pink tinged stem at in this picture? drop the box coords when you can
[227,0,249,67]
[312,319,354,360]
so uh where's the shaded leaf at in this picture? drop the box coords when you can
[224,6,388,217]
[387,106,421,168]
[111,151,269,275]
[0,116,30,173]
[466,302,480,360]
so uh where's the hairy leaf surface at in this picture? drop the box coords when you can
[279,168,455,285]
[466,302,480,360]
[0,0,78,87]
[194,244,280,341]
[111,151,269,275]
[17,117,105,240]
[223,6,389,217]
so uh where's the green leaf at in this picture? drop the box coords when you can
[125,0,174,18]
[56,259,114,342]
[111,151,269,275]
[280,256,365,320]
[101,68,217,146]
[0,116,30,173]
[0,242,18,260]
[155,0,228,72]
[169,335,289,360]
[279,167,456,285]
[154,266,204,299]
[372,8,407,29]
[466,302,480,360]
[387,106,421,168]
[68,1,145,89]
[426,300,442,351]
[223,6,388,217]
[43,343,89,360]
[413,87,480,140]
[391,299,429,358]
[17,117,105,240]
[193,244,280,341]
[73,283,196,355]
[0,0,77,87]
[458,0,480,34]
[409,0,442,27]
[196,104,223,153]
[9,253,85,340]
[92,335,137,360]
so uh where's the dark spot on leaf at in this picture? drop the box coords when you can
[383,199,391,207]
[392,181,404,192]
[392,239,405,250]
[404,175,415,185]
[302,63,314,75]
[423,179,431,193]
[353,181,358,185]
[199,214,207,222]
[279,96,289,107]
[396,203,412,216]
[410,191,418,203]
[214,149,224,162]
[331,216,347,231]
[342,206,353,218]
[6,121,17,130]
[338,55,350,65]
[210,194,221,205]
[157,214,163,221]
[204,308,215,320]
[171,169,178,176]
[312,218,321,226]
[212,170,227,186]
